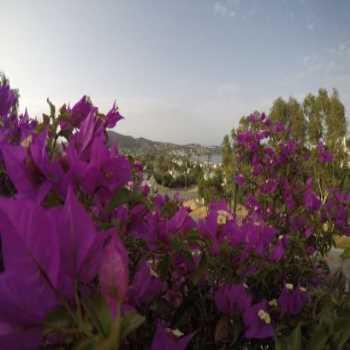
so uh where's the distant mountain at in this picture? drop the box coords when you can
[108,131,221,155]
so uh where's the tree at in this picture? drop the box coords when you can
[288,97,306,143]
[270,97,289,125]
[304,93,322,146]
[222,134,235,205]
[326,90,346,143]
[222,135,234,179]
[270,97,306,144]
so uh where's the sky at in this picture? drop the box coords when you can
[1,0,350,145]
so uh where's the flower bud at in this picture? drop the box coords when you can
[99,234,128,311]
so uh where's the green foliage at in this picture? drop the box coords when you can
[43,292,145,350]
[276,294,350,350]
[141,152,205,188]
[222,88,349,211]
[198,167,225,205]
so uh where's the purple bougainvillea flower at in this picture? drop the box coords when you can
[0,325,42,350]
[0,130,63,201]
[0,199,61,349]
[278,284,309,315]
[104,102,123,128]
[135,206,195,249]
[209,200,230,213]
[128,260,165,307]
[64,127,131,198]
[279,140,297,160]
[99,233,129,312]
[260,179,278,194]
[0,83,17,118]
[243,301,274,339]
[256,130,270,141]
[215,284,252,315]
[304,189,321,211]
[60,96,96,130]
[335,190,350,204]
[198,211,221,253]
[55,187,107,296]
[71,96,94,121]
[234,173,246,186]
[150,322,193,350]
[29,130,64,188]
[167,207,195,234]
[272,121,285,133]
[153,194,166,209]
[68,108,103,159]
[289,214,307,233]
[262,147,277,168]
[1,143,37,196]
[271,235,288,262]
[114,205,129,225]
[237,130,254,145]
[245,194,261,213]
[304,227,313,238]
[152,209,187,247]
[245,223,278,256]
[317,142,333,163]
[282,178,296,210]
[263,116,272,127]
[248,113,259,124]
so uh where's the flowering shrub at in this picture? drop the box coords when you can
[0,77,350,349]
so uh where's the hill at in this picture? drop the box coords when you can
[108,131,221,156]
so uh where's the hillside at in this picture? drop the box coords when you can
[108,131,221,156]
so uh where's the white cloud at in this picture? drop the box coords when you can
[288,40,350,118]
[213,0,241,18]
[307,23,314,30]
[213,2,229,16]
[303,55,312,65]
[299,40,350,80]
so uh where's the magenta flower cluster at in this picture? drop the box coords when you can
[0,81,349,349]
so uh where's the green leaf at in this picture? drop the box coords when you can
[47,98,56,119]
[158,254,171,279]
[107,188,145,213]
[120,312,145,340]
[275,337,288,350]
[43,307,74,334]
[107,188,132,212]
[171,237,184,252]
[276,324,302,350]
[289,323,302,350]
[190,254,208,285]
[96,316,122,350]
[75,337,98,350]
[185,229,200,242]
[333,319,350,350]
[93,295,113,337]
[83,294,113,337]
[307,324,330,350]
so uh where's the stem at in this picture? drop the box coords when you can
[75,282,83,329]
[96,302,122,350]
[233,182,238,220]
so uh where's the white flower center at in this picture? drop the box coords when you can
[268,299,278,307]
[258,309,271,324]
[286,283,294,290]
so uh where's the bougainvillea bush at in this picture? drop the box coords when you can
[0,77,350,350]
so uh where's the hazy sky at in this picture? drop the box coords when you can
[1,0,350,145]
